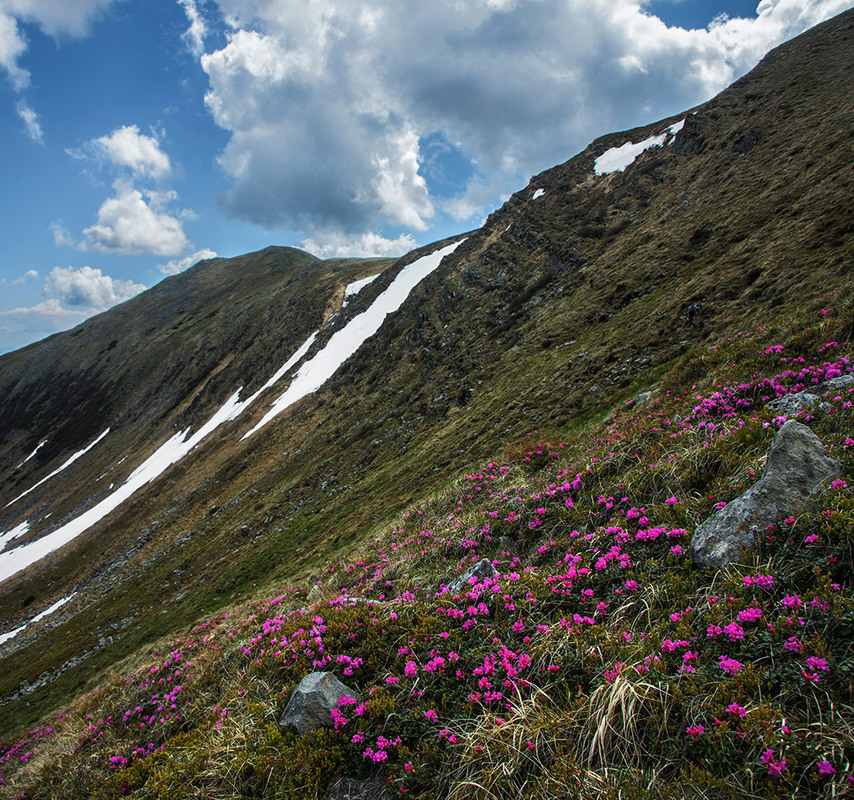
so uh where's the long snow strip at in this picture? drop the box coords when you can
[243,239,464,439]
[594,119,685,176]
[0,592,76,647]
[6,429,111,508]
[0,335,318,586]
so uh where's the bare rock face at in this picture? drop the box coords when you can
[689,421,840,568]
[447,557,499,594]
[279,672,359,735]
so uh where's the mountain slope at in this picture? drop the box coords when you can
[0,7,852,769]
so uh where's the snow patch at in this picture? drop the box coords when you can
[0,592,76,646]
[243,239,465,440]
[0,521,29,553]
[532,188,546,200]
[344,274,380,298]
[0,335,318,586]
[6,429,110,508]
[15,439,48,470]
[594,119,686,176]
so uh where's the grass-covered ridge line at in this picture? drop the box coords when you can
[2,290,853,799]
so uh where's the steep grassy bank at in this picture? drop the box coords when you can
[2,284,852,799]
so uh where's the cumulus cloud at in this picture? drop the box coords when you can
[200,0,850,239]
[158,247,219,276]
[83,182,189,256]
[44,265,145,308]
[91,125,171,179]
[300,232,418,259]
[0,262,146,353]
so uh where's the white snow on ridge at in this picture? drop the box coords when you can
[0,521,29,553]
[344,274,380,298]
[532,188,546,200]
[244,239,465,440]
[0,240,463,585]
[0,592,76,647]
[6,429,110,508]
[594,119,686,176]
[0,333,318,586]
[15,439,48,469]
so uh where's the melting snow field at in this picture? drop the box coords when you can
[0,592,76,646]
[594,119,686,175]
[6,429,110,508]
[243,239,463,439]
[344,274,380,298]
[0,521,29,553]
[0,239,463,586]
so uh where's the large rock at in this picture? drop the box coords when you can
[689,420,840,568]
[279,672,359,735]
[447,557,499,594]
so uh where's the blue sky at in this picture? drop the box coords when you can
[0,0,850,354]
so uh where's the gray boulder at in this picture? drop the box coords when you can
[821,374,854,393]
[689,420,840,568]
[766,391,825,416]
[279,672,359,735]
[328,776,388,800]
[447,557,499,594]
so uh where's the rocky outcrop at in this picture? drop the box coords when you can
[279,672,359,735]
[689,420,840,568]
[447,557,499,594]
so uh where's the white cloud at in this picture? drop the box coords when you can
[201,0,850,239]
[50,221,79,248]
[301,231,419,259]
[83,182,189,256]
[0,11,29,89]
[178,0,208,57]
[16,99,43,142]
[0,268,38,286]
[44,265,146,308]
[0,0,115,90]
[0,0,115,38]
[92,125,171,179]
[0,298,91,353]
[158,247,219,275]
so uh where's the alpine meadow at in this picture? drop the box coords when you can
[1,9,853,799]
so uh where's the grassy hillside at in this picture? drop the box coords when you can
[1,277,852,799]
[0,11,852,795]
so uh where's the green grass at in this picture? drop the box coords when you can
[2,286,853,799]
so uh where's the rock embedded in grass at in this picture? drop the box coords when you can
[447,556,499,594]
[689,420,841,568]
[278,671,360,735]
